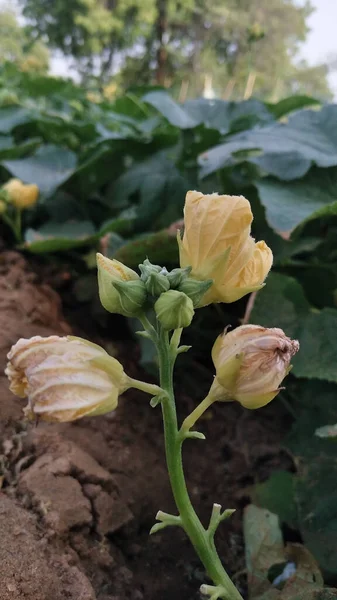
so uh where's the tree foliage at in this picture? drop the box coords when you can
[0,9,49,74]
[19,0,331,99]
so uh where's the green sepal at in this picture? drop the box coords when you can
[167,266,192,288]
[139,258,162,282]
[113,279,147,317]
[178,277,213,307]
[145,271,170,296]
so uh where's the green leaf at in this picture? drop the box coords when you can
[285,380,337,576]
[112,228,179,268]
[199,104,337,179]
[0,137,41,160]
[267,95,321,119]
[0,106,33,133]
[253,471,298,529]
[250,273,311,338]
[3,145,77,196]
[182,97,273,133]
[23,220,95,253]
[291,308,337,383]
[295,450,337,576]
[111,152,190,230]
[256,167,337,233]
[143,91,200,129]
[251,274,337,383]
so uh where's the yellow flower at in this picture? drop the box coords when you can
[5,335,130,422]
[210,324,299,409]
[2,178,39,209]
[177,191,273,305]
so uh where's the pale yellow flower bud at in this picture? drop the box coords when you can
[2,178,39,209]
[210,325,299,409]
[177,191,273,305]
[96,253,142,316]
[5,335,131,422]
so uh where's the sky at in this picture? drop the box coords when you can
[299,0,337,97]
[2,0,337,96]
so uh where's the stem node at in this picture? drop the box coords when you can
[208,504,236,541]
[200,584,228,600]
[150,510,183,535]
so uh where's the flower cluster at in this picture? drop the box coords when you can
[5,190,299,422]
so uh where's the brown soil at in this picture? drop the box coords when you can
[0,251,293,600]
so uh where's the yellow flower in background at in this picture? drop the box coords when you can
[2,178,39,209]
[210,325,299,409]
[5,335,130,422]
[177,191,273,305]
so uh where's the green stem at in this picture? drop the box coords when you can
[156,325,243,600]
[127,376,164,397]
[13,209,22,243]
[2,212,21,243]
[181,392,214,433]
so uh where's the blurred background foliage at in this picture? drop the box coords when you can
[0,0,337,588]
[0,0,330,99]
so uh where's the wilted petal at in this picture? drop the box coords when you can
[210,325,299,409]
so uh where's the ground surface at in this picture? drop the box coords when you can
[0,252,293,600]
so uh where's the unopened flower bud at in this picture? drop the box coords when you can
[5,335,131,422]
[145,271,170,296]
[97,253,142,316]
[178,278,213,307]
[113,279,147,316]
[166,266,192,288]
[139,258,162,282]
[2,178,39,209]
[210,325,299,409]
[155,290,194,330]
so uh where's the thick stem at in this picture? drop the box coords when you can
[156,326,243,600]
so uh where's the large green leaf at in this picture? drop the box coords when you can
[0,137,41,160]
[24,220,95,253]
[286,380,337,576]
[199,104,337,179]
[111,152,190,229]
[0,106,34,133]
[250,272,311,338]
[251,274,337,383]
[143,92,274,132]
[266,95,321,119]
[143,91,200,128]
[253,471,298,529]
[291,309,337,383]
[183,98,274,133]
[256,167,337,232]
[112,228,179,268]
[3,145,77,196]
